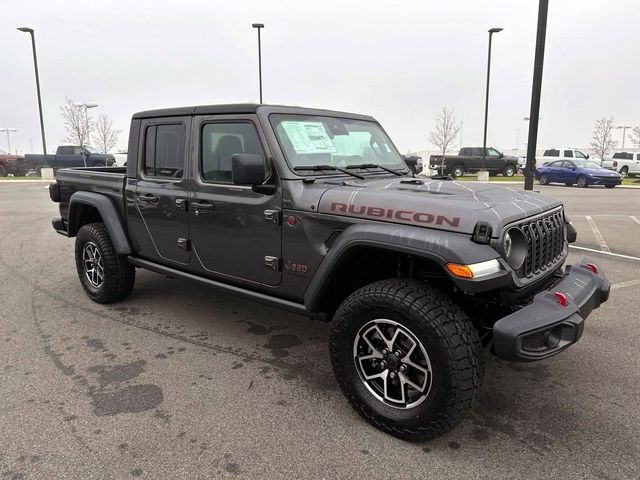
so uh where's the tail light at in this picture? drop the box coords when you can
[613,160,617,167]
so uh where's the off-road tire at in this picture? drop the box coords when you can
[539,173,549,185]
[577,175,589,188]
[329,279,483,442]
[75,223,135,304]
[503,164,516,177]
[451,165,464,178]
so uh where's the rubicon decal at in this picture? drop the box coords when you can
[330,202,461,228]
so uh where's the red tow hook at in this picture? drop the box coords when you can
[585,263,598,274]
[554,292,569,307]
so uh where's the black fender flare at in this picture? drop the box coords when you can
[303,223,502,314]
[67,191,132,255]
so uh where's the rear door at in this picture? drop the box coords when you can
[131,117,191,265]
[188,115,282,287]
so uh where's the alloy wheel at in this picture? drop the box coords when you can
[83,242,104,287]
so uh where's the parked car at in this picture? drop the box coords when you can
[0,148,26,177]
[601,152,640,178]
[536,148,590,168]
[429,147,519,178]
[402,154,422,175]
[24,145,115,174]
[536,159,622,188]
[49,103,610,442]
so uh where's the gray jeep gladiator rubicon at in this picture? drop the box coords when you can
[49,104,610,441]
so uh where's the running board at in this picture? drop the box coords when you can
[127,256,307,316]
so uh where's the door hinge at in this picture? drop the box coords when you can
[177,238,190,251]
[264,209,281,225]
[264,256,280,271]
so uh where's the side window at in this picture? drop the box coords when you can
[564,150,573,158]
[58,146,73,155]
[201,123,265,183]
[459,148,470,156]
[613,152,622,159]
[549,161,562,167]
[144,124,185,178]
[487,148,500,157]
[544,149,559,157]
[574,150,586,159]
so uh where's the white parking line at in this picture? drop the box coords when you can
[585,215,611,253]
[569,245,640,261]
[631,216,640,226]
[612,279,640,290]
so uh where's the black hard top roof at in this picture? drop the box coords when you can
[132,103,376,121]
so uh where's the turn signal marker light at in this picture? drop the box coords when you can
[446,264,474,279]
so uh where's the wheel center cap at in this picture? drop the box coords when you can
[385,355,399,370]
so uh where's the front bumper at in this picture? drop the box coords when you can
[588,176,622,186]
[493,258,610,362]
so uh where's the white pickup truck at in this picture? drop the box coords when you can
[601,152,640,177]
[536,148,591,168]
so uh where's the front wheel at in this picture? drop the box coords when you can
[451,165,464,178]
[539,173,549,185]
[503,164,516,177]
[577,175,589,188]
[605,184,616,189]
[329,279,483,441]
[75,223,135,303]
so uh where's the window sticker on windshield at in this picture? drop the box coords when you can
[281,121,336,154]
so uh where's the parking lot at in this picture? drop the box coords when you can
[0,181,638,479]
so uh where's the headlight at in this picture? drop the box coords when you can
[446,259,502,279]
[503,227,527,269]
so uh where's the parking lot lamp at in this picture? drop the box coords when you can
[481,27,503,172]
[252,23,264,103]
[17,27,47,155]
[615,125,631,149]
[0,128,18,155]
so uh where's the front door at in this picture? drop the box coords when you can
[189,115,282,287]
[131,117,191,265]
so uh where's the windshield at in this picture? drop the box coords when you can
[270,114,404,171]
[574,150,587,159]
[0,149,6,155]
[574,160,601,169]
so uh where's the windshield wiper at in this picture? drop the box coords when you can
[346,163,405,176]
[293,165,365,180]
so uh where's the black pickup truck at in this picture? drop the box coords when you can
[430,147,520,178]
[49,104,610,441]
[25,145,115,174]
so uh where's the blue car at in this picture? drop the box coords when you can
[536,159,623,188]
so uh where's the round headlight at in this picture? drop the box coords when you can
[503,227,527,269]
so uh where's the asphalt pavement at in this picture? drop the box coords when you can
[0,182,638,479]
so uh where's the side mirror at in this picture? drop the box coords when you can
[586,154,590,159]
[232,153,267,186]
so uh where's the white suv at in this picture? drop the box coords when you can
[601,152,640,177]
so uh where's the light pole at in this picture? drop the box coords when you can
[481,27,503,172]
[615,125,631,149]
[524,0,549,191]
[17,27,47,155]
[252,23,264,103]
[73,102,98,148]
[0,128,18,154]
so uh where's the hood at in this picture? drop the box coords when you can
[583,168,620,176]
[317,176,562,236]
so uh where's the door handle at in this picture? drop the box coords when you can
[137,193,159,204]
[191,201,214,214]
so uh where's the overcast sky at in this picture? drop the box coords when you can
[2,0,638,155]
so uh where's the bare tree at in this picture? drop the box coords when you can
[92,115,121,154]
[631,125,640,148]
[429,107,462,172]
[61,97,93,146]
[589,117,617,160]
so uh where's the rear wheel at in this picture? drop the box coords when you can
[75,223,135,303]
[329,279,483,441]
[539,173,549,185]
[619,167,628,178]
[577,175,589,188]
[452,165,465,178]
[503,164,516,177]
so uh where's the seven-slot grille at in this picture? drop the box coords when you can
[516,209,566,278]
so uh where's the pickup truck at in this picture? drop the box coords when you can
[536,148,591,168]
[0,149,26,177]
[49,103,610,441]
[429,147,519,178]
[601,152,640,177]
[25,145,115,174]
